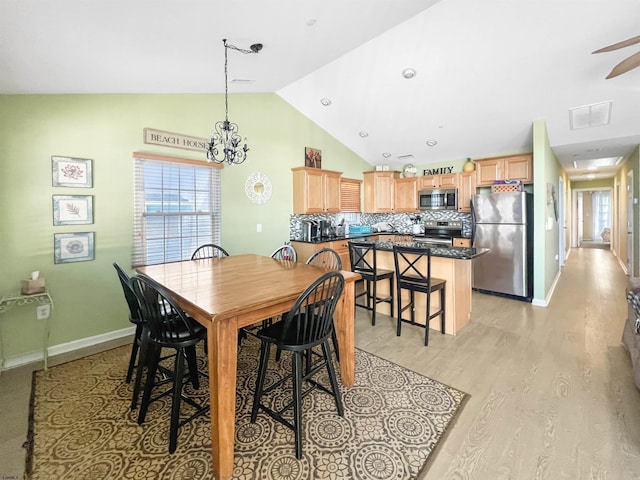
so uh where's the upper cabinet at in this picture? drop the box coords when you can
[292,167,342,214]
[475,153,533,186]
[457,171,476,212]
[419,173,458,190]
[394,177,418,212]
[363,171,400,213]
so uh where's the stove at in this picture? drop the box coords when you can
[413,220,463,246]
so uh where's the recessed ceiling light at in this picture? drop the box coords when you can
[587,174,596,179]
[402,68,417,79]
[426,140,437,146]
[382,152,391,158]
[359,131,369,138]
[306,19,317,26]
[320,98,331,106]
[573,157,623,169]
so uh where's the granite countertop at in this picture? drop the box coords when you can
[373,240,489,260]
[290,232,403,244]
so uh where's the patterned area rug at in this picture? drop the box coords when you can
[27,337,467,479]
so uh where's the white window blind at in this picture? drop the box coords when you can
[340,178,362,212]
[133,153,222,266]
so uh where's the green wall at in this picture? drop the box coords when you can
[571,178,614,189]
[532,120,561,303]
[0,93,370,361]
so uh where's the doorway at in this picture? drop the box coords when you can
[575,188,612,249]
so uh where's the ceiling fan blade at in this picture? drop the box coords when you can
[606,51,640,78]
[593,34,640,53]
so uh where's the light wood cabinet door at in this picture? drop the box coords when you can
[419,173,458,190]
[458,171,476,212]
[504,154,533,183]
[292,167,343,214]
[419,175,438,189]
[453,238,471,247]
[329,240,351,271]
[324,171,342,213]
[439,173,458,188]
[475,159,501,186]
[364,171,399,213]
[475,153,533,186]
[394,177,418,212]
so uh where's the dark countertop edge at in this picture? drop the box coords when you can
[290,232,413,244]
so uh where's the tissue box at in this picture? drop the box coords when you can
[21,278,46,295]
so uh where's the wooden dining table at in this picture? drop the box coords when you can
[137,253,360,480]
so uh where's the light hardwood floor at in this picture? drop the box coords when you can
[1,247,639,479]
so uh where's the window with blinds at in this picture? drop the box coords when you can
[133,154,221,266]
[339,178,362,212]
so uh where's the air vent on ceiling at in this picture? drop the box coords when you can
[230,79,255,84]
[569,101,612,129]
[397,154,414,160]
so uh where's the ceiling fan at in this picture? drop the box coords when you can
[592,34,640,79]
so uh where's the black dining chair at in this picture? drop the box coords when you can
[392,245,446,346]
[251,271,345,459]
[348,240,394,326]
[191,243,229,260]
[270,243,297,262]
[306,248,342,360]
[130,274,208,454]
[113,263,146,384]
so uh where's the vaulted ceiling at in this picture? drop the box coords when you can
[2,0,639,180]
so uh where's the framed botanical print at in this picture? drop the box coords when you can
[54,232,95,264]
[304,147,322,169]
[52,195,94,225]
[52,156,93,188]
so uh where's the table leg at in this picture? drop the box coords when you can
[208,317,238,480]
[336,280,355,387]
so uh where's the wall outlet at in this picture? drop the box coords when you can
[36,304,51,320]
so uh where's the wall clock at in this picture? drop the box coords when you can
[245,172,272,205]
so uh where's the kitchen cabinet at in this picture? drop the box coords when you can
[457,171,476,212]
[363,171,400,213]
[453,238,471,247]
[291,240,352,271]
[292,167,342,214]
[394,177,418,212]
[419,173,458,190]
[475,153,533,186]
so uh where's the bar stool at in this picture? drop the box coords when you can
[348,241,394,325]
[392,245,446,346]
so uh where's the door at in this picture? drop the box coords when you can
[473,223,527,297]
[627,171,634,276]
[558,176,565,267]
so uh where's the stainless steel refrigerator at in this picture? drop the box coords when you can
[471,192,533,301]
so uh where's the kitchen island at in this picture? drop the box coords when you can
[371,239,488,336]
[293,235,488,336]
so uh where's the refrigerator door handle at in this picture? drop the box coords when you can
[470,200,476,245]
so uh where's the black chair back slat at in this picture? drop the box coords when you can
[277,271,344,350]
[306,247,342,270]
[191,243,229,260]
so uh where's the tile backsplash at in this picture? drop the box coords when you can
[290,211,472,240]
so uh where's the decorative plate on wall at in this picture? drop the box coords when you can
[245,172,272,205]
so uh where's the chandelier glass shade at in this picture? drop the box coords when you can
[207,39,260,165]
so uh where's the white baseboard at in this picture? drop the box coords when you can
[1,326,135,371]
[532,267,562,307]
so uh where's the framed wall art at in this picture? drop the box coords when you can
[54,232,95,264]
[304,147,322,169]
[52,156,93,188]
[52,195,93,225]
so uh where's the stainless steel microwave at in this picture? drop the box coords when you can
[418,188,458,210]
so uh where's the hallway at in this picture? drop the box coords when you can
[1,248,639,479]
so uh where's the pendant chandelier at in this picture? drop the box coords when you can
[206,39,262,165]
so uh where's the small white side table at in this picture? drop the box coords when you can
[0,290,54,372]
